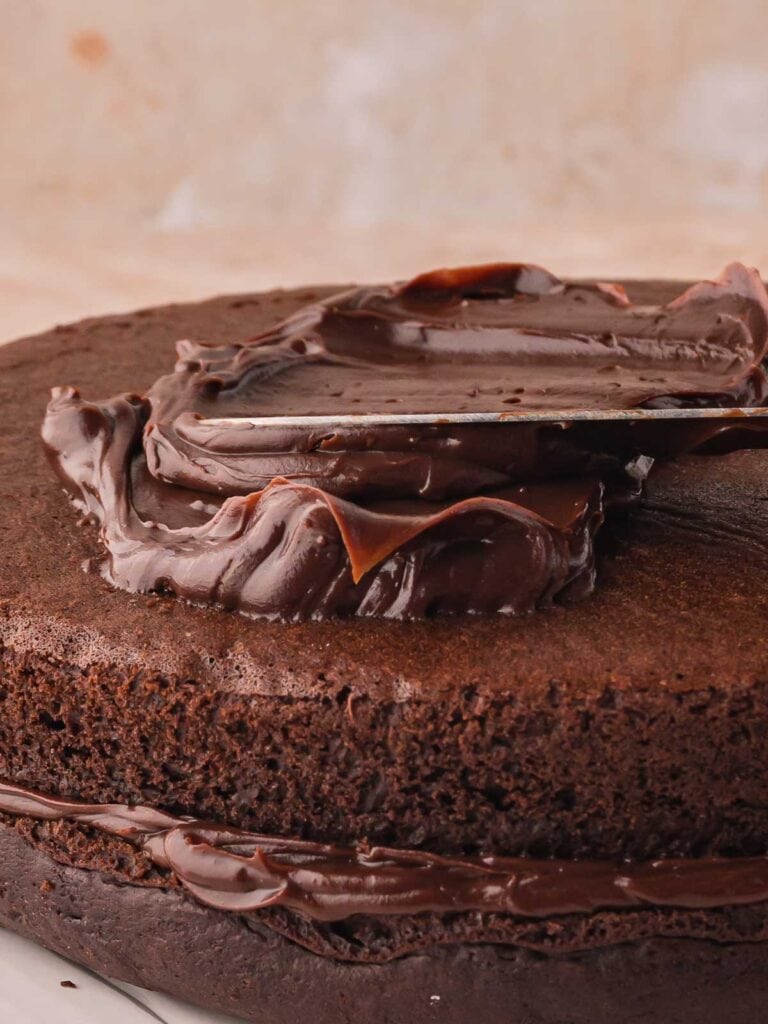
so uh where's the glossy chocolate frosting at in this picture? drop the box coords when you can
[42,261,768,620]
[4,781,768,925]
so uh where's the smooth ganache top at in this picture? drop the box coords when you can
[42,261,768,621]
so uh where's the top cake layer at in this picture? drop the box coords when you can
[3,280,768,860]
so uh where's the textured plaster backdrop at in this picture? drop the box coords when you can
[3,0,768,339]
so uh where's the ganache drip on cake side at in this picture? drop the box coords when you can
[5,781,768,926]
[41,260,768,620]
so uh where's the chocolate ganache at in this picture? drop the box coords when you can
[6,781,768,930]
[42,261,768,621]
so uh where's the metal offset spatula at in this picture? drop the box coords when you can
[202,406,768,429]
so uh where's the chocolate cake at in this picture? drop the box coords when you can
[3,263,768,1023]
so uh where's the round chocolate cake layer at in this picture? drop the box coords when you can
[1,282,768,866]
[3,815,768,1024]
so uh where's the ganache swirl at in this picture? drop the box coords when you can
[42,261,768,620]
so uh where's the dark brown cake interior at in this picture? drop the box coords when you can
[2,281,768,861]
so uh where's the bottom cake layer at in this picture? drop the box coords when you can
[2,820,768,1024]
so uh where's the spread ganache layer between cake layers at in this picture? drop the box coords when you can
[7,779,768,965]
[41,260,768,620]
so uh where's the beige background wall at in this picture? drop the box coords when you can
[3,0,768,339]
